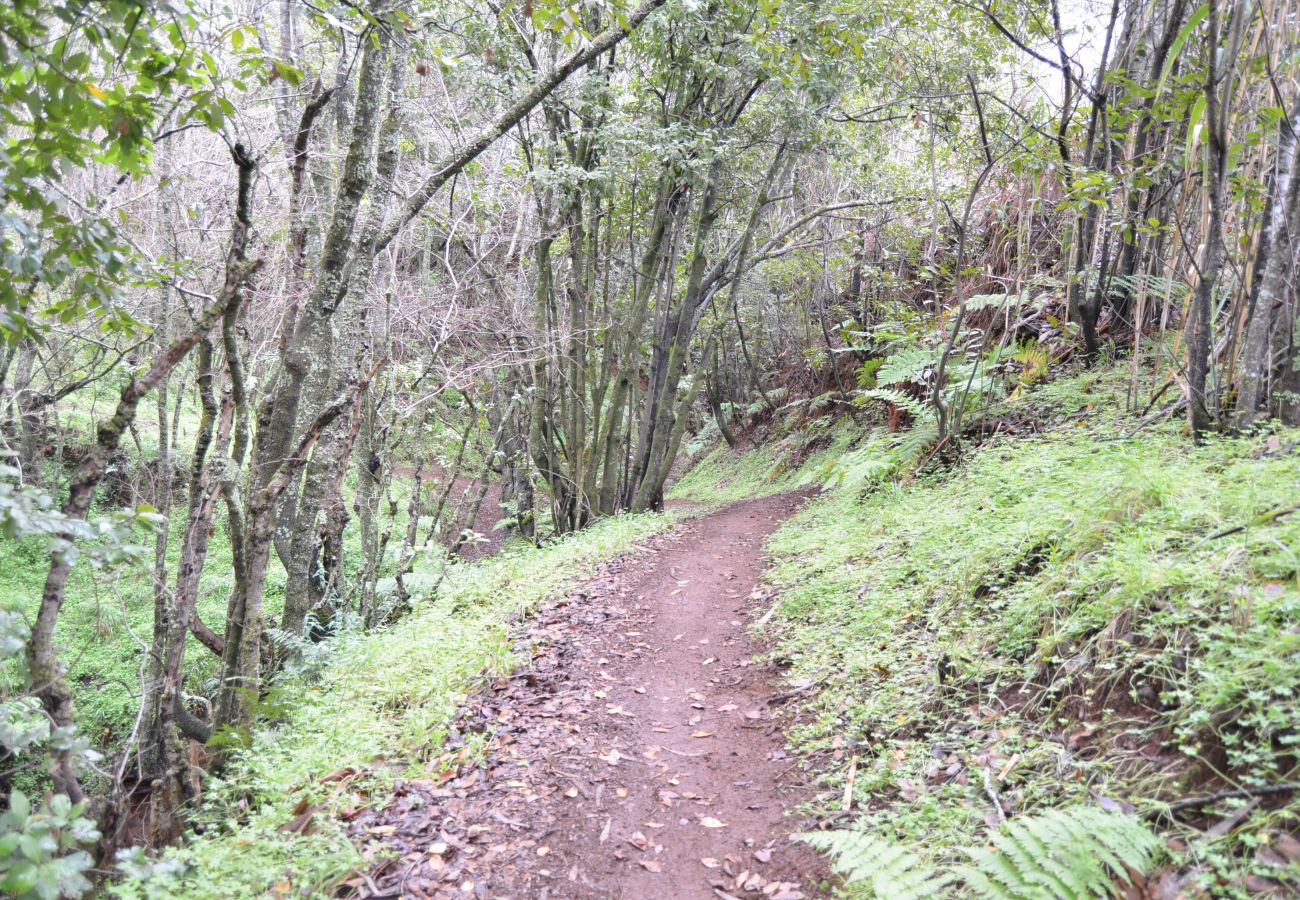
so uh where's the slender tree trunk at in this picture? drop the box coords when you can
[1234,99,1300,426]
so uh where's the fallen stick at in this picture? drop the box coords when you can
[1194,504,1299,547]
[1153,782,1300,817]
[756,598,782,628]
[984,768,1007,826]
[842,756,858,812]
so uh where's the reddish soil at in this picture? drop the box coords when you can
[394,464,507,561]
[456,479,504,561]
[345,493,832,899]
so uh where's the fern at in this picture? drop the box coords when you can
[858,388,928,419]
[1011,341,1050,385]
[889,419,939,469]
[956,807,1160,899]
[855,356,885,388]
[875,346,935,388]
[1107,272,1189,302]
[964,291,1032,312]
[803,806,1160,900]
[800,830,954,899]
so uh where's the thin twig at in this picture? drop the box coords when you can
[1153,782,1300,817]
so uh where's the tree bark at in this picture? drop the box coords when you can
[1234,99,1300,426]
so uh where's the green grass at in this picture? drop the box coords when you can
[678,363,1300,895]
[0,515,272,792]
[110,507,678,898]
[668,412,860,504]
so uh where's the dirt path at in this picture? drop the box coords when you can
[347,494,830,899]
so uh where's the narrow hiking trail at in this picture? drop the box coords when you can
[346,494,831,899]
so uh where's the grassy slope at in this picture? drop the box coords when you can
[0,518,257,775]
[111,508,677,898]
[0,378,265,767]
[672,366,1300,895]
[0,392,476,791]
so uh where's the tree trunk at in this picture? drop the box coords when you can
[1234,99,1300,427]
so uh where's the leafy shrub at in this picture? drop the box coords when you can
[0,612,99,899]
[0,792,100,900]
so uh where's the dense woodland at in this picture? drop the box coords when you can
[2,0,1300,895]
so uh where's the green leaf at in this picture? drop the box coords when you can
[8,791,29,823]
[1155,2,1207,99]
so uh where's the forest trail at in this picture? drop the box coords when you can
[348,494,831,899]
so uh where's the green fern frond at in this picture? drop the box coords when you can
[965,291,1032,312]
[858,388,928,419]
[1010,341,1050,384]
[805,807,1159,900]
[799,830,953,899]
[855,357,885,388]
[955,807,1161,900]
[875,347,935,388]
[889,419,939,469]
[1108,272,1189,301]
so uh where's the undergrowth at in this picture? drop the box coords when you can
[803,804,1162,899]
[0,515,259,796]
[669,415,858,504]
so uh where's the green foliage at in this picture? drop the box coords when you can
[0,791,100,900]
[0,509,252,782]
[0,458,160,567]
[804,806,1160,900]
[1106,273,1190,304]
[0,0,223,340]
[668,419,858,505]
[957,807,1160,899]
[857,387,928,419]
[801,828,954,898]
[1009,341,1049,386]
[963,292,1032,313]
[873,346,935,388]
[0,613,99,899]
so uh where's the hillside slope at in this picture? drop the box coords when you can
[673,364,1300,896]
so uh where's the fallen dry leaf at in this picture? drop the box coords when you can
[700,816,728,828]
